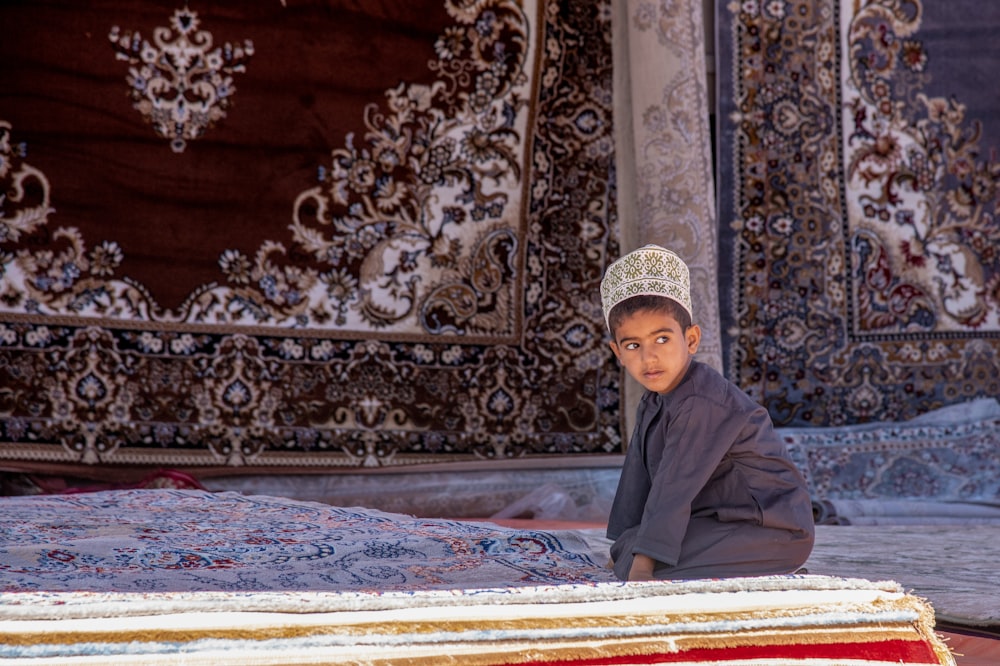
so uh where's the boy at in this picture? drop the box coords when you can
[601,244,814,581]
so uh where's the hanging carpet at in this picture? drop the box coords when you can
[0,0,621,472]
[716,0,1000,425]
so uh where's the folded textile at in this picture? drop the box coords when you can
[779,398,1000,503]
[813,498,1000,525]
[0,577,953,665]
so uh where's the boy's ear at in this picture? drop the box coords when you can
[608,340,621,362]
[686,324,702,354]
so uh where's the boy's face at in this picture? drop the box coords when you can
[608,308,701,394]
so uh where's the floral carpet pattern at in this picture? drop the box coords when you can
[0,490,613,592]
[0,1,621,469]
[717,0,1000,426]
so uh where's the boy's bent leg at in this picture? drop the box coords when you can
[653,517,813,580]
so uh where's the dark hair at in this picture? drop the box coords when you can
[607,295,692,337]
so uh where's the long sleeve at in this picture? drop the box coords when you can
[606,392,657,541]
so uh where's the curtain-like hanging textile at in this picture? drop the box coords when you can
[612,0,720,437]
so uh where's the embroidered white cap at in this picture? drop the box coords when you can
[600,244,692,328]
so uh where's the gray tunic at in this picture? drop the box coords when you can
[606,361,814,580]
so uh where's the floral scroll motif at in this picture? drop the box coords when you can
[0,122,127,313]
[213,1,532,336]
[845,0,1000,331]
[0,122,54,246]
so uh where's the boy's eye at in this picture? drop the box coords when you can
[656,336,669,344]
[625,342,639,351]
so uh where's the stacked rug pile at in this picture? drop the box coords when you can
[1,579,951,665]
[0,489,956,665]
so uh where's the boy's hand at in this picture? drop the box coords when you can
[627,553,656,581]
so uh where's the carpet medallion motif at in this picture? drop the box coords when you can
[0,1,621,468]
[108,8,255,154]
[718,0,999,425]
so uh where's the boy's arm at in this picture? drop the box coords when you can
[627,553,657,581]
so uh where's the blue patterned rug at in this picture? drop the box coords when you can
[779,398,1000,504]
[1,489,614,593]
